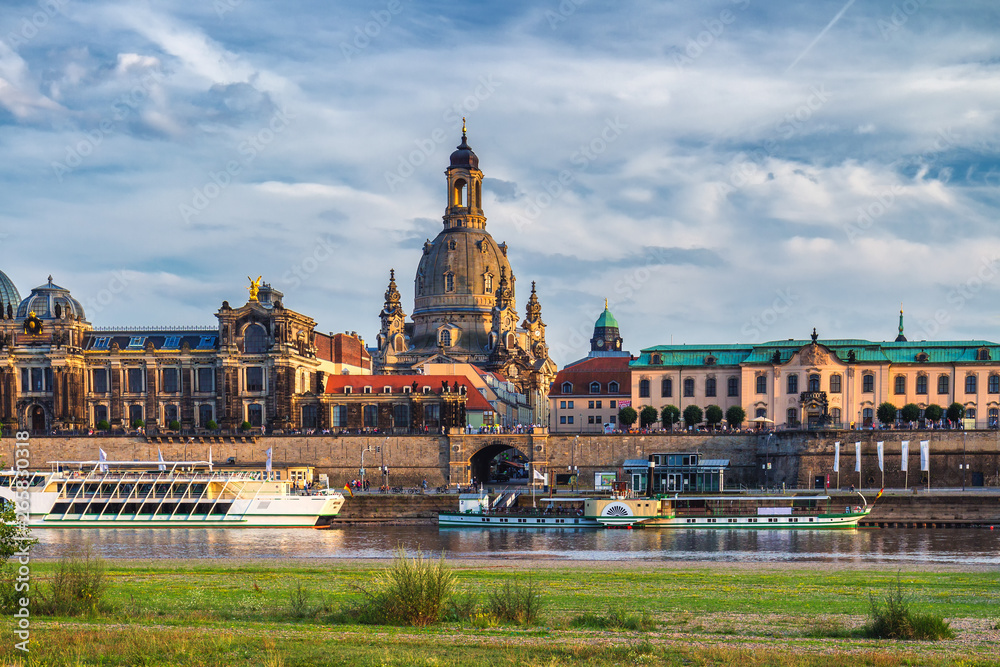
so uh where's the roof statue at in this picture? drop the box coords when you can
[248,276,262,301]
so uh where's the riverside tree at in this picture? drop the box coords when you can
[725,405,746,429]
[900,403,921,423]
[683,404,703,428]
[660,405,680,429]
[618,406,638,429]
[877,402,897,427]
[947,402,965,424]
[924,404,943,423]
[705,405,723,430]
[639,405,658,429]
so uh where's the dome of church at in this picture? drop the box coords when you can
[595,305,619,329]
[0,269,20,315]
[449,132,479,170]
[16,276,86,321]
[413,228,512,316]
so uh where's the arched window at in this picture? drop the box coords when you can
[786,408,798,425]
[452,178,467,207]
[808,374,820,392]
[651,353,662,365]
[831,408,842,423]
[862,373,874,393]
[444,272,455,292]
[966,407,977,420]
[916,375,928,394]
[198,404,213,426]
[705,377,716,397]
[978,347,991,361]
[484,273,493,293]
[862,407,874,425]
[683,378,695,397]
[439,329,451,347]
[965,374,977,394]
[661,378,672,397]
[787,374,798,394]
[244,324,267,353]
[829,374,842,393]
[561,382,573,394]
[727,377,739,397]
[894,375,906,395]
[608,381,619,393]
[989,374,1000,394]
[989,407,999,426]
[938,375,949,394]
[589,381,601,394]
[755,407,767,419]
[639,379,650,398]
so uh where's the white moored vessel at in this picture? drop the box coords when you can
[0,460,345,528]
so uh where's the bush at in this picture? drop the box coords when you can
[206,420,219,430]
[863,574,954,640]
[96,419,110,431]
[349,549,454,626]
[34,550,109,616]
[240,421,252,431]
[484,578,544,626]
[571,607,658,631]
[168,419,181,431]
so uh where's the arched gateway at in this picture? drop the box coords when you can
[449,435,547,488]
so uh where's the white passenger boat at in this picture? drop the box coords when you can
[0,460,345,528]
[439,490,877,530]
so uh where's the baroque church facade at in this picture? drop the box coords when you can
[373,127,557,424]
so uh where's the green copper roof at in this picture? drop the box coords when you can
[631,339,1000,368]
[595,302,618,329]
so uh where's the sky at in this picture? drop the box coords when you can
[1,0,999,367]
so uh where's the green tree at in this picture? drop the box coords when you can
[660,405,680,429]
[206,420,219,431]
[168,419,181,431]
[240,420,252,431]
[924,404,943,423]
[96,419,110,431]
[947,402,965,424]
[131,418,145,429]
[900,403,920,423]
[725,405,746,429]
[683,404,703,428]
[705,405,723,430]
[639,405,658,429]
[618,406,638,429]
[876,402,897,426]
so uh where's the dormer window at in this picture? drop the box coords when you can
[440,329,452,347]
[344,386,352,394]
[444,272,455,292]
[403,386,411,394]
[608,381,619,393]
[651,353,662,365]
[705,355,717,366]
[422,386,431,394]
[978,347,991,361]
[561,382,572,393]
[363,386,372,394]
[127,336,146,349]
[589,381,601,393]
[448,239,457,250]
[91,337,110,350]
[383,386,392,394]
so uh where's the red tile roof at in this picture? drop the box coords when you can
[324,374,493,411]
[550,356,631,397]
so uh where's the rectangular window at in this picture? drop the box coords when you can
[596,400,602,409]
[705,378,716,397]
[127,336,146,349]
[661,378,672,397]
[989,375,1000,394]
[560,400,566,409]
[199,404,214,427]
[588,400,595,409]
[610,415,616,424]
[639,380,650,398]
[94,404,108,425]
[332,405,347,427]
[31,368,44,392]
[727,377,739,397]
[588,415,595,424]
[246,367,264,392]
[93,369,108,393]
[247,404,263,427]
[197,367,214,393]
[560,416,567,424]
[567,400,574,409]
[301,405,318,429]
[162,335,181,349]
[364,404,378,428]
[127,368,144,393]
[756,376,767,394]
[425,404,441,428]
[787,374,798,394]
[20,368,28,391]
[965,375,977,394]
[610,400,617,409]
[830,374,842,393]
[894,376,906,395]
[683,378,694,397]
[567,416,574,424]
[862,374,874,393]
[162,368,178,394]
[916,375,928,394]
[938,375,949,394]
[164,404,178,425]
[393,403,410,429]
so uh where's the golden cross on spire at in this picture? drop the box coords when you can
[604,298,608,310]
[462,117,466,134]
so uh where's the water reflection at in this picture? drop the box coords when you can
[32,526,1000,565]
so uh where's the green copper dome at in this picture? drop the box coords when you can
[595,300,618,329]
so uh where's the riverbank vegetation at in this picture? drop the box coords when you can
[1,557,998,666]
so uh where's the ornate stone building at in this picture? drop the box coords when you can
[0,273,369,433]
[373,127,556,423]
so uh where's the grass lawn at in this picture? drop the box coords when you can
[2,559,999,666]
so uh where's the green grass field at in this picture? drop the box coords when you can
[3,559,999,666]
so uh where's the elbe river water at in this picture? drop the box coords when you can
[33,526,1000,566]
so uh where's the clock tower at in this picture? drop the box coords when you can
[590,300,623,353]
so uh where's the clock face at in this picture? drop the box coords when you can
[595,338,604,348]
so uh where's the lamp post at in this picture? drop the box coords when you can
[647,455,656,498]
[571,436,578,493]
[360,444,372,492]
[962,431,967,491]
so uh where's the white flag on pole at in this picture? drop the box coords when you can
[533,468,545,481]
[158,448,166,472]
[876,441,884,472]
[833,441,840,472]
[855,442,861,472]
[900,441,909,472]
[920,440,930,472]
[265,447,273,474]
[98,447,108,473]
